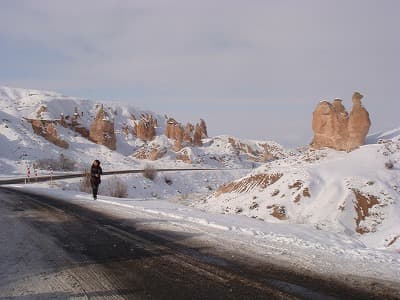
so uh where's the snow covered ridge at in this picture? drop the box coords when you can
[197,131,400,250]
[0,86,287,175]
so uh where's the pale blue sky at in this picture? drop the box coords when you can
[1,0,399,146]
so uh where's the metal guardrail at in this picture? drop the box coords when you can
[0,168,226,185]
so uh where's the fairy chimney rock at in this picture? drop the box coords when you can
[348,92,371,150]
[199,119,208,138]
[183,123,194,143]
[311,92,371,151]
[133,113,157,141]
[89,106,116,150]
[173,124,185,151]
[333,99,346,114]
[193,124,203,146]
[165,118,179,139]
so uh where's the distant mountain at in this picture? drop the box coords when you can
[0,86,287,175]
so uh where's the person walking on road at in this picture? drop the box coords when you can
[90,160,102,200]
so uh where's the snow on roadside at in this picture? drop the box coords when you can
[6,181,400,285]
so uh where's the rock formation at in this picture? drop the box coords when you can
[173,125,184,151]
[176,149,192,163]
[89,105,116,150]
[164,118,185,151]
[29,119,69,149]
[133,113,157,141]
[193,119,208,146]
[193,124,203,146]
[311,92,371,151]
[164,118,182,140]
[165,118,178,139]
[165,117,207,147]
[199,119,208,138]
[60,110,90,138]
[183,123,194,143]
[348,92,371,150]
[133,146,167,161]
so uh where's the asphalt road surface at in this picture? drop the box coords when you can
[0,188,399,300]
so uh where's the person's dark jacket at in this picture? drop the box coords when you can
[90,165,102,185]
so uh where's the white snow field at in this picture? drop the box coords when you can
[197,131,400,252]
[1,86,400,287]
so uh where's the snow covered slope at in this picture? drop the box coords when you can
[0,86,286,175]
[197,129,400,250]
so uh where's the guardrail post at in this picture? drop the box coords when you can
[26,166,31,184]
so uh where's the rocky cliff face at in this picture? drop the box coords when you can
[199,119,208,138]
[29,119,69,149]
[193,124,204,146]
[165,118,178,139]
[133,113,157,141]
[173,125,184,152]
[89,105,116,150]
[133,145,167,161]
[183,123,194,143]
[311,92,371,151]
[164,117,208,148]
[164,118,184,151]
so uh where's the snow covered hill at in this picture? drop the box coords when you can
[196,128,400,250]
[2,86,399,253]
[0,86,286,175]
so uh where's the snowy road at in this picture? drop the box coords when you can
[0,188,398,300]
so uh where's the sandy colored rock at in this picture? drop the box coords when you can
[183,123,194,143]
[133,146,167,161]
[89,105,116,150]
[176,149,191,163]
[164,118,185,151]
[227,138,280,162]
[173,125,184,152]
[267,204,288,220]
[165,118,178,139]
[353,189,379,234]
[311,92,371,151]
[73,126,90,138]
[193,124,203,146]
[199,119,208,138]
[347,93,371,150]
[134,113,157,141]
[29,119,69,149]
[215,173,283,197]
[165,118,207,147]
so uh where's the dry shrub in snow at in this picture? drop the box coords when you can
[164,176,173,185]
[79,169,91,193]
[143,165,157,181]
[106,176,128,198]
[385,161,394,170]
